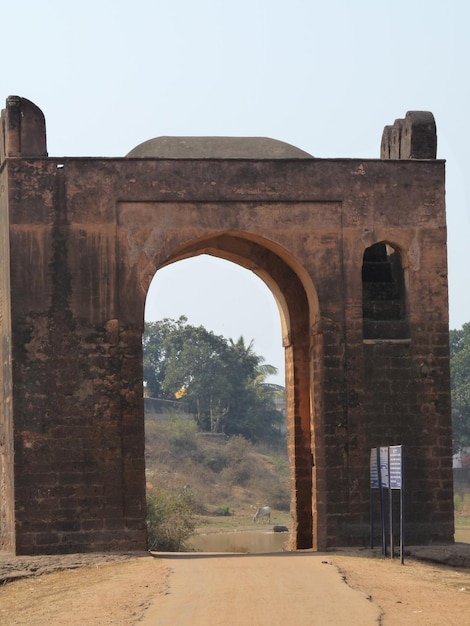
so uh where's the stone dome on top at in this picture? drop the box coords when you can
[126,136,314,158]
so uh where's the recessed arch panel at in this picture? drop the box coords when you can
[362,240,409,340]
[144,230,321,549]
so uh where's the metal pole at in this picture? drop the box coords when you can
[389,447,394,559]
[400,448,405,564]
[378,448,386,556]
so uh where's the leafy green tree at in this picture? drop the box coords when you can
[221,337,284,442]
[143,318,285,443]
[162,323,232,431]
[450,322,470,452]
[143,317,186,398]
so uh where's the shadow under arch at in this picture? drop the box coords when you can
[149,230,322,550]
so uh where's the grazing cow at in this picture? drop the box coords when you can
[253,506,271,523]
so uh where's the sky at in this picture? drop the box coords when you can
[2,0,469,384]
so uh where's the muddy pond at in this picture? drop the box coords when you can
[188,527,470,554]
[188,530,290,553]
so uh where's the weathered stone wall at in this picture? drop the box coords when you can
[0,98,453,554]
[381,110,437,160]
[0,157,15,553]
[4,160,147,554]
[0,96,48,160]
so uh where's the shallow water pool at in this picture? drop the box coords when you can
[187,530,290,553]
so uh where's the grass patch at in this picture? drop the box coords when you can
[213,504,231,516]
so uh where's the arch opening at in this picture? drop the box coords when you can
[145,255,284,387]
[142,233,321,551]
[143,256,288,552]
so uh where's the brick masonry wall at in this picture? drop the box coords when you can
[0,101,453,553]
[0,163,15,553]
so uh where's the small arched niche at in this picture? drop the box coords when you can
[362,242,409,340]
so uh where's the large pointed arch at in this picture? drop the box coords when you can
[143,231,322,549]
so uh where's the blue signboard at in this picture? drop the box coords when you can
[370,444,405,564]
[389,445,403,489]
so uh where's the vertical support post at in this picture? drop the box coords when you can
[400,451,405,564]
[377,448,386,556]
[389,448,394,558]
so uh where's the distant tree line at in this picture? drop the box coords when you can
[144,318,470,451]
[143,316,285,444]
[450,322,470,452]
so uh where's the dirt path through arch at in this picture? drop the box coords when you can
[1,549,469,625]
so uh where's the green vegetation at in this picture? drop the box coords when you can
[145,416,290,549]
[146,484,196,551]
[143,317,285,444]
[144,319,470,547]
[213,504,231,516]
[454,492,470,528]
[450,322,470,452]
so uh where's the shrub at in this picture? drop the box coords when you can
[224,435,252,464]
[221,460,252,486]
[218,435,253,485]
[213,504,231,516]
[454,494,463,513]
[202,449,227,473]
[147,485,196,551]
[166,416,198,451]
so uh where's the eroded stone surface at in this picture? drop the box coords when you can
[0,97,453,555]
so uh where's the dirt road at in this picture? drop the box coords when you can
[141,552,380,625]
[1,549,469,625]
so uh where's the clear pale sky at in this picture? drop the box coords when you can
[2,0,469,383]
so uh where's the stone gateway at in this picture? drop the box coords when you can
[0,97,453,555]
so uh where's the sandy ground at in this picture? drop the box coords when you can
[1,547,469,625]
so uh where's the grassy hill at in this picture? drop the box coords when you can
[144,415,291,534]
